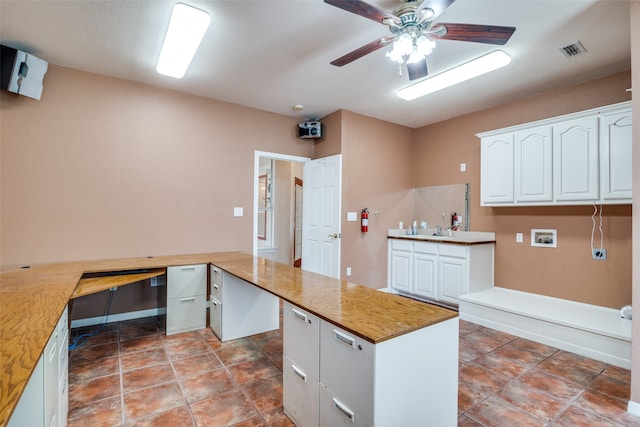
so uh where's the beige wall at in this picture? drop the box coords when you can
[0,65,314,266]
[413,71,633,308]
[629,0,640,409]
[339,110,414,288]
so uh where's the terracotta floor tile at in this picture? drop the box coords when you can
[171,352,222,378]
[229,415,269,426]
[602,365,631,384]
[496,381,567,423]
[228,357,281,385]
[517,368,583,400]
[120,347,168,371]
[123,381,185,420]
[473,352,529,379]
[68,373,121,407]
[464,395,545,427]
[459,320,485,336]
[489,343,550,367]
[67,396,122,427]
[122,362,175,391]
[261,406,296,427]
[119,323,161,341]
[70,329,119,347]
[69,355,119,382]
[460,330,514,354]
[161,330,203,345]
[215,343,263,366]
[458,362,510,397]
[120,335,163,354]
[244,375,284,414]
[537,356,602,387]
[179,367,237,403]
[71,341,119,363]
[190,389,259,426]
[459,339,488,362]
[458,381,487,414]
[572,389,640,426]
[164,339,210,360]
[553,405,622,427]
[126,405,195,427]
[548,350,608,373]
[508,337,558,358]
[588,374,631,401]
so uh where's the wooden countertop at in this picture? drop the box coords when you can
[0,252,456,426]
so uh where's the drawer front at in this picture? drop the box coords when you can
[167,264,206,298]
[166,294,206,335]
[319,322,374,421]
[44,333,59,427]
[210,265,223,301]
[438,243,468,258]
[413,241,438,254]
[58,306,69,381]
[283,302,319,378]
[390,239,412,251]
[319,384,373,427]
[283,356,319,427]
[59,372,68,427]
[209,297,222,339]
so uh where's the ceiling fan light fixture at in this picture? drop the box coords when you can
[397,50,512,100]
[156,3,210,79]
[416,35,435,56]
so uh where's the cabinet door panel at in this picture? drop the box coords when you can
[166,295,206,335]
[601,111,632,200]
[167,264,206,298]
[481,134,514,204]
[413,253,437,299]
[439,257,467,305]
[209,297,222,339]
[389,250,412,293]
[515,126,552,202]
[553,117,599,201]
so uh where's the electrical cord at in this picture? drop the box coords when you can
[590,202,604,258]
[68,289,115,351]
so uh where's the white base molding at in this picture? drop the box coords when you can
[70,307,167,328]
[458,287,631,369]
[628,400,640,417]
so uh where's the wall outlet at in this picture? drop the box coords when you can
[592,248,607,260]
[346,267,352,276]
[516,233,523,243]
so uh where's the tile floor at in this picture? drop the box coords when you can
[67,316,640,427]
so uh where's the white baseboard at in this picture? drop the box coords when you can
[71,307,166,328]
[627,400,640,417]
[459,287,631,369]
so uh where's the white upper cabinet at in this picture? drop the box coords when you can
[515,126,553,203]
[481,133,514,204]
[553,116,599,202]
[479,101,631,206]
[600,109,633,201]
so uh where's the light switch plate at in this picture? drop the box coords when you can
[516,233,523,243]
[233,207,243,217]
[460,163,466,172]
[347,212,357,222]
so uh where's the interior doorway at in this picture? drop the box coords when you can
[253,151,309,266]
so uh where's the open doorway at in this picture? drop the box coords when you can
[253,151,309,266]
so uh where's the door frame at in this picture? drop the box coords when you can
[253,151,310,257]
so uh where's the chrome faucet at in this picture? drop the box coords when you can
[435,225,442,236]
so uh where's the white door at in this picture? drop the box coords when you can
[302,154,342,279]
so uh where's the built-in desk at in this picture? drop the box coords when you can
[72,268,166,299]
[0,252,458,426]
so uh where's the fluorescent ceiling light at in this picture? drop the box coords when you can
[396,50,512,101]
[156,3,210,79]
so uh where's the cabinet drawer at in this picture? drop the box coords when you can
[438,243,468,258]
[283,302,320,378]
[167,264,206,298]
[283,356,319,427]
[413,241,438,254]
[319,384,372,427]
[390,239,412,251]
[209,297,222,339]
[59,373,68,427]
[320,322,374,421]
[210,265,223,301]
[166,294,206,335]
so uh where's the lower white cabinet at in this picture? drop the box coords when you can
[388,239,494,306]
[283,302,459,427]
[9,306,68,427]
[166,264,206,335]
[208,267,279,341]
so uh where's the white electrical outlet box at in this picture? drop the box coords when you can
[516,233,523,243]
[346,267,352,276]
[592,248,607,260]
[233,207,244,217]
[460,163,466,172]
[347,212,358,222]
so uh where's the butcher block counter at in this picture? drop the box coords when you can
[0,252,457,426]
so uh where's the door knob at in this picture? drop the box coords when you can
[328,233,341,239]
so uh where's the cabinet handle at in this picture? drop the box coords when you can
[210,299,219,307]
[179,297,195,303]
[49,342,57,362]
[333,329,356,349]
[291,364,307,382]
[180,267,196,271]
[332,397,355,423]
[291,308,310,324]
[213,283,219,290]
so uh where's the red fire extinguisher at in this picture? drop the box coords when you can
[361,208,369,233]
[452,212,461,231]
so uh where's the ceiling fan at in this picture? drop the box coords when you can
[325,0,516,80]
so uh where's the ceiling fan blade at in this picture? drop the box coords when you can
[407,59,428,81]
[324,0,400,26]
[415,0,456,22]
[330,36,397,67]
[430,23,516,45]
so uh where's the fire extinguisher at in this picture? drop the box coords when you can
[452,212,461,231]
[361,208,369,233]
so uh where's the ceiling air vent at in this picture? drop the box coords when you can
[559,41,587,58]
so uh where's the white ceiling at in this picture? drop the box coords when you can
[0,0,631,129]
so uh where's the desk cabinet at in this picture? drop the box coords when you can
[166,264,207,335]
